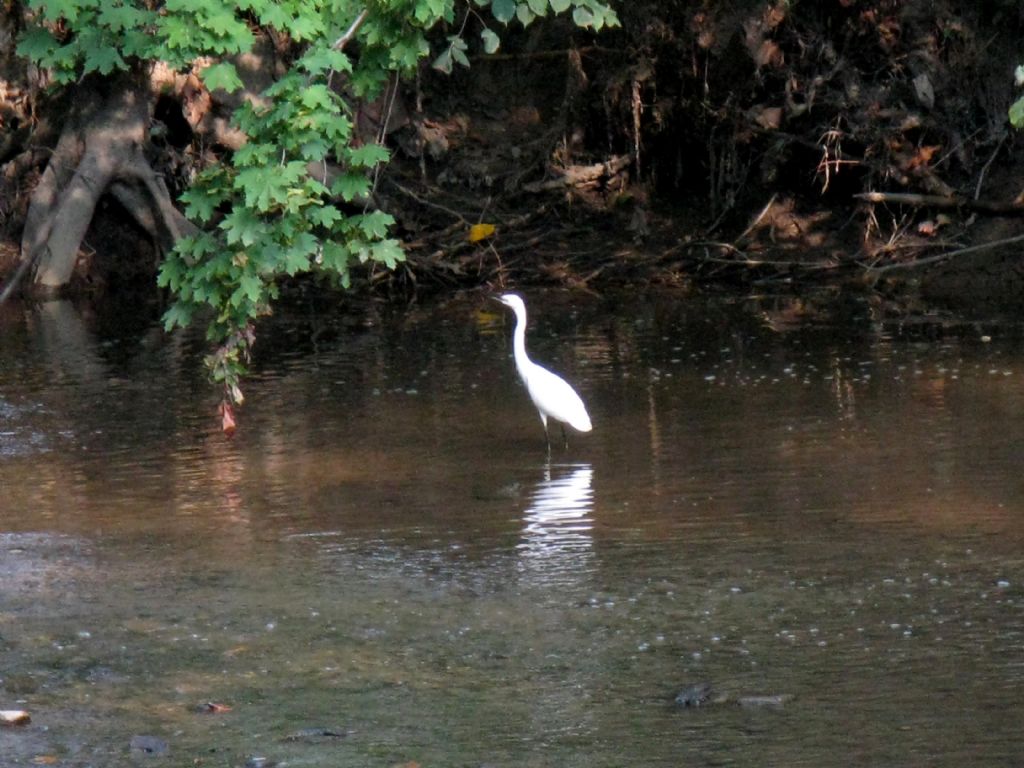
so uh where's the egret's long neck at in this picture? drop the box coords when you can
[512,305,531,374]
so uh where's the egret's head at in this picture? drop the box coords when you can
[497,293,526,313]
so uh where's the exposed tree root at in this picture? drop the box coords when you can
[10,74,197,299]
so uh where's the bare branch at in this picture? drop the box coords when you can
[855,191,1024,215]
[865,233,1024,273]
[333,9,369,51]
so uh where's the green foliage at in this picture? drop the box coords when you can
[158,55,405,357]
[1010,66,1024,127]
[17,0,617,415]
[434,0,618,73]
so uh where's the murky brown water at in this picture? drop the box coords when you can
[2,291,1024,766]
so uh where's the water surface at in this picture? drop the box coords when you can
[1,291,1023,766]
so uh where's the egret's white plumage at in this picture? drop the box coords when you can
[497,293,592,448]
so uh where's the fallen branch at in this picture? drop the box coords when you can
[734,193,778,242]
[855,191,1024,215]
[974,133,1006,201]
[469,45,615,62]
[0,252,37,305]
[522,155,632,193]
[865,232,1024,273]
[389,180,471,225]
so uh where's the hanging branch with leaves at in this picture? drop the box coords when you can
[15,0,618,432]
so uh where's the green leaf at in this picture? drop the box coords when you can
[202,61,244,93]
[37,0,83,23]
[205,9,247,38]
[181,185,225,224]
[235,162,305,211]
[491,0,516,23]
[301,47,352,75]
[157,15,203,58]
[572,7,594,26]
[1011,96,1024,128]
[332,172,371,202]
[390,38,428,69]
[481,27,500,54]
[371,239,405,268]
[16,27,58,63]
[299,83,336,110]
[319,240,351,273]
[97,4,149,32]
[156,256,181,290]
[201,62,244,93]
[121,29,156,58]
[353,210,394,239]
[300,136,331,161]
[290,13,323,41]
[308,205,343,228]
[550,0,570,11]
[258,4,289,30]
[83,43,126,75]
[415,0,450,24]
[516,3,536,25]
[526,0,547,16]
[432,47,453,74]
[348,143,390,168]
[232,271,265,308]
[161,302,196,332]
[233,140,274,167]
[452,44,470,68]
[221,207,264,246]
[282,240,315,274]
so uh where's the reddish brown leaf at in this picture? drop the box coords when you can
[219,401,237,437]
[906,145,940,170]
[196,701,233,714]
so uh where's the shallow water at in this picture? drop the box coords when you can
[2,291,1024,766]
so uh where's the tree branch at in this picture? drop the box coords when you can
[855,191,1024,215]
[865,233,1024,272]
[333,9,369,51]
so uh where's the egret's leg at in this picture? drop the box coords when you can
[540,412,551,451]
[561,423,569,450]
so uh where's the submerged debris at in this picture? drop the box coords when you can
[129,734,169,757]
[282,726,353,743]
[674,684,793,709]
[194,701,233,714]
[0,710,30,726]
[674,682,713,707]
[738,694,793,708]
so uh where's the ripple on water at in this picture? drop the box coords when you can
[0,398,58,457]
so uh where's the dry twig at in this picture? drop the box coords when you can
[855,191,1024,215]
[864,232,1024,273]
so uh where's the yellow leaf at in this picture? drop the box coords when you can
[468,223,496,243]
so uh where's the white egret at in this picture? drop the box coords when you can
[496,293,592,449]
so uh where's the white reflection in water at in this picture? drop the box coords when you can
[517,464,595,585]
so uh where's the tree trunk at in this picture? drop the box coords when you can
[17,73,197,297]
